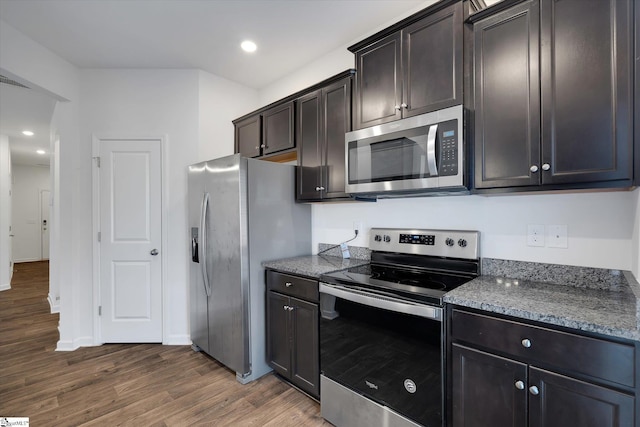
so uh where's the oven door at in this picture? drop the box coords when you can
[319,283,444,427]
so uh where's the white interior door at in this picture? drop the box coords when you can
[40,190,50,260]
[99,139,162,342]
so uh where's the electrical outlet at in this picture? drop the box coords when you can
[353,221,363,236]
[547,224,568,248]
[527,224,545,247]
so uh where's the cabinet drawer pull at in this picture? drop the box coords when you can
[529,385,539,395]
[521,338,532,348]
[530,165,539,173]
[285,282,293,287]
[515,380,525,390]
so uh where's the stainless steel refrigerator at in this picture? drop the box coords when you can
[188,154,311,384]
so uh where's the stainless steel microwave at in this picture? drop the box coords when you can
[345,105,466,198]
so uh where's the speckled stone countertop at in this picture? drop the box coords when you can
[444,259,640,341]
[262,255,369,279]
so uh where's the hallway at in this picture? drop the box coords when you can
[0,261,329,426]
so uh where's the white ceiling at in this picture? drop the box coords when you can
[0,0,435,166]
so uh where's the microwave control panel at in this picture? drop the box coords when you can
[438,119,458,176]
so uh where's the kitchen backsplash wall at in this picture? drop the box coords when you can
[311,190,638,272]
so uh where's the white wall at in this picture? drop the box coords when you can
[79,68,203,345]
[198,70,258,161]
[0,135,12,291]
[313,191,637,270]
[11,165,50,262]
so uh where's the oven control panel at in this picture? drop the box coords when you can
[399,233,435,245]
[371,228,479,260]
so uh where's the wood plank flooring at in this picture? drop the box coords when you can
[0,261,331,426]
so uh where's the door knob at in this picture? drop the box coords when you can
[150,249,159,256]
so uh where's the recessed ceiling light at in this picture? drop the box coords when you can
[22,130,34,136]
[241,40,257,53]
[36,149,46,155]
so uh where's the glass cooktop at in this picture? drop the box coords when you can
[320,263,474,306]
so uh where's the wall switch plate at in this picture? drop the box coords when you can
[547,224,568,248]
[527,224,545,247]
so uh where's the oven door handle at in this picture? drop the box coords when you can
[319,283,442,322]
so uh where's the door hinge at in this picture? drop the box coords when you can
[97,231,101,242]
[98,306,102,316]
[93,156,101,167]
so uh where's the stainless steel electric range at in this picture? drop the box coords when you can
[319,228,480,427]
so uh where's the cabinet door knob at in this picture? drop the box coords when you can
[283,305,289,310]
[521,338,532,348]
[394,105,401,111]
[285,282,292,287]
[401,103,408,109]
[530,165,539,173]
[529,385,540,395]
[287,306,294,311]
[261,144,266,148]
[515,380,525,390]
[255,146,259,150]
[542,163,551,171]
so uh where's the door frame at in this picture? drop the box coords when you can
[91,134,169,345]
[39,189,50,260]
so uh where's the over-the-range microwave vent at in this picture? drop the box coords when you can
[0,75,30,89]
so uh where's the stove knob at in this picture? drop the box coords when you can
[374,234,382,242]
[445,238,454,247]
[384,235,391,243]
[458,239,467,248]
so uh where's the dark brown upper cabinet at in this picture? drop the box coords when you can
[233,101,295,161]
[296,76,352,202]
[350,1,463,130]
[235,114,261,158]
[262,101,295,156]
[473,0,633,191]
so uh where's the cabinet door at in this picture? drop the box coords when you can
[296,90,322,201]
[290,296,320,398]
[322,77,351,200]
[473,0,541,189]
[528,367,634,427]
[540,0,633,185]
[353,32,402,130]
[451,344,527,427]
[402,2,462,118]
[266,291,291,378]
[235,114,262,158]
[262,101,295,155]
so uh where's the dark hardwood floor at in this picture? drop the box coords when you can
[0,261,331,426]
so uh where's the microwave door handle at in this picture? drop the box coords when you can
[427,124,438,176]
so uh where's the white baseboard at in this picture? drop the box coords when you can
[55,336,96,351]
[47,293,60,313]
[0,282,10,291]
[13,258,41,263]
[164,334,191,346]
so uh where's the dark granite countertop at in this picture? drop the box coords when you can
[262,255,369,279]
[444,264,640,341]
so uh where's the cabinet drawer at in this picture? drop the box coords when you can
[266,270,319,303]
[451,309,635,388]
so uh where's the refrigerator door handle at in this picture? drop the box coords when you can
[199,192,212,297]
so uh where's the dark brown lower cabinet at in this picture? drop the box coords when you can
[450,307,636,427]
[266,271,319,399]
